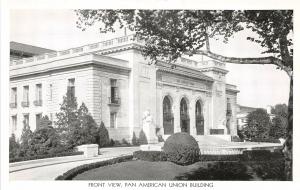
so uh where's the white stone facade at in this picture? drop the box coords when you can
[9,34,239,142]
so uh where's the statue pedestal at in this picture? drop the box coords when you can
[142,110,158,144]
[142,123,158,144]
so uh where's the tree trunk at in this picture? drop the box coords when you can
[285,76,293,180]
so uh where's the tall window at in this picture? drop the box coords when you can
[226,98,232,116]
[49,84,53,101]
[68,78,75,98]
[12,115,17,131]
[34,84,42,106]
[110,79,119,104]
[23,114,29,127]
[10,87,17,108]
[22,86,29,107]
[36,114,42,129]
[111,79,118,100]
[110,112,117,128]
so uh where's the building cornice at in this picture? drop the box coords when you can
[10,54,130,79]
[156,64,214,83]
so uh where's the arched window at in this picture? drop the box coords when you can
[195,100,204,135]
[163,96,174,134]
[180,98,190,133]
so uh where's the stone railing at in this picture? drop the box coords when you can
[179,58,226,69]
[10,34,225,70]
[10,34,143,67]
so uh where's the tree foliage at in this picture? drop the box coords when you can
[55,90,102,149]
[270,104,288,139]
[242,109,271,140]
[9,133,19,159]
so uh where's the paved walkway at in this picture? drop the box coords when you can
[9,146,140,180]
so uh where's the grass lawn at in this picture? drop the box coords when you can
[73,159,284,180]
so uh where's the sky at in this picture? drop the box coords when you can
[10,9,290,109]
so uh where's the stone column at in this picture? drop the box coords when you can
[189,100,196,136]
[173,98,181,133]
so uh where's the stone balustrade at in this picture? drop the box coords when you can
[10,34,225,70]
[10,34,141,67]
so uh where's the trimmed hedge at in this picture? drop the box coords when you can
[199,150,284,162]
[249,138,281,143]
[175,161,251,180]
[242,149,283,161]
[9,151,84,163]
[133,151,167,162]
[55,155,133,180]
[163,133,200,165]
[199,154,243,162]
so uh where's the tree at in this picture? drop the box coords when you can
[19,122,34,157]
[270,104,288,139]
[97,121,110,147]
[242,108,271,140]
[9,133,20,159]
[30,115,63,155]
[75,10,293,180]
[56,90,100,149]
[55,88,80,148]
[69,103,98,147]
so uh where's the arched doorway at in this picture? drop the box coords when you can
[163,96,174,134]
[195,100,204,135]
[180,98,190,133]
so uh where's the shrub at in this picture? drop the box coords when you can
[249,138,281,143]
[121,138,130,145]
[30,125,63,155]
[19,123,34,157]
[97,122,110,147]
[9,134,20,160]
[132,132,139,145]
[163,132,199,165]
[242,150,273,161]
[133,151,167,162]
[138,130,148,145]
[249,159,285,180]
[175,161,251,180]
[199,154,243,162]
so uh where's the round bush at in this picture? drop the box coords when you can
[163,132,200,165]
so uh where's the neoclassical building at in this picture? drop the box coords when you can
[9,35,239,142]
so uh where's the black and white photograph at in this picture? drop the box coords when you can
[1,0,299,189]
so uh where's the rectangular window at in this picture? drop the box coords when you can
[23,86,29,102]
[22,86,29,107]
[36,114,42,129]
[34,84,42,106]
[49,84,53,101]
[110,79,119,104]
[68,78,75,98]
[23,114,29,127]
[110,112,117,128]
[12,115,17,131]
[10,87,17,108]
[36,84,42,101]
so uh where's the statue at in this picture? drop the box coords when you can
[142,110,158,144]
